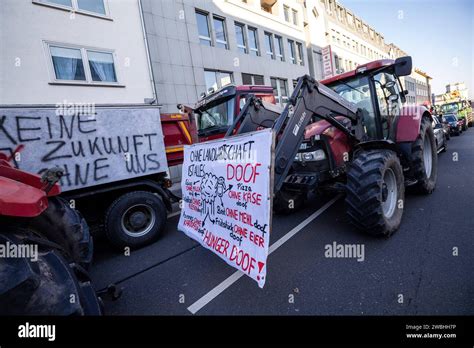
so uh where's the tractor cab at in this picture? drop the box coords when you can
[321,58,411,142]
[192,84,275,142]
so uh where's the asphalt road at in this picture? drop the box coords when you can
[91,129,474,315]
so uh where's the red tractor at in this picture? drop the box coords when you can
[176,84,275,147]
[224,56,437,236]
[0,146,102,315]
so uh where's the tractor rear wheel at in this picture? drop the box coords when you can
[411,116,438,194]
[0,228,102,315]
[28,197,93,269]
[345,150,405,237]
[273,189,306,215]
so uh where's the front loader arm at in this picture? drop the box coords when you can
[226,75,363,191]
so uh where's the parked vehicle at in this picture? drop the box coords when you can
[179,84,276,144]
[439,98,473,127]
[457,115,468,131]
[0,147,102,315]
[432,117,448,152]
[223,56,438,237]
[0,105,189,250]
[444,114,462,136]
[437,115,451,140]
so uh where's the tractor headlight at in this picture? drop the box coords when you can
[295,149,326,162]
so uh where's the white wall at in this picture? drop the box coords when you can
[0,0,153,105]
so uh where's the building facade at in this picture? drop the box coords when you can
[446,82,469,99]
[316,0,391,77]
[412,68,432,105]
[141,0,310,113]
[1,0,436,185]
[0,0,154,105]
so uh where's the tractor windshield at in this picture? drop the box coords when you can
[326,76,378,139]
[196,96,235,135]
[440,103,459,114]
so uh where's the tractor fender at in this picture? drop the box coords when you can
[353,140,400,160]
[0,177,48,217]
[354,140,411,169]
[396,106,433,142]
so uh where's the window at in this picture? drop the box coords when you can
[77,0,105,15]
[327,76,377,139]
[213,16,228,49]
[283,5,290,22]
[43,0,72,6]
[242,73,264,85]
[313,51,323,80]
[50,46,86,81]
[374,72,401,138]
[271,77,289,105]
[197,97,235,133]
[248,27,259,56]
[296,42,304,66]
[292,9,298,25]
[87,51,117,82]
[47,44,118,84]
[196,11,211,46]
[264,32,274,59]
[235,23,247,53]
[36,0,106,16]
[288,40,296,64]
[204,70,233,91]
[275,36,284,61]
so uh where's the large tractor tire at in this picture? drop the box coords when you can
[0,229,102,315]
[345,150,405,237]
[411,116,438,194]
[273,189,306,215]
[28,197,93,269]
[105,191,167,250]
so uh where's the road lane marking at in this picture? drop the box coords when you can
[187,194,343,314]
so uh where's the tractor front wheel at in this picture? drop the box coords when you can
[345,150,405,237]
[411,116,438,194]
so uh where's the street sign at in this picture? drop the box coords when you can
[322,45,335,79]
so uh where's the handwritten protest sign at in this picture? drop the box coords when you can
[0,106,168,192]
[178,129,273,288]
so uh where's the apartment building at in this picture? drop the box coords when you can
[0,0,154,105]
[412,68,432,105]
[314,0,391,78]
[141,0,309,113]
[446,82,469,99]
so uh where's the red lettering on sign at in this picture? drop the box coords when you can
[233,224,248,238]
[227,163,262,183]
[229,246,256,275]
[203,230,230,257]
[249,231,264,247]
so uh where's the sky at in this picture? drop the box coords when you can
[338,0,474,99]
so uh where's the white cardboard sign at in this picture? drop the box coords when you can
[178,129,273,288]
[0,107,168,192]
